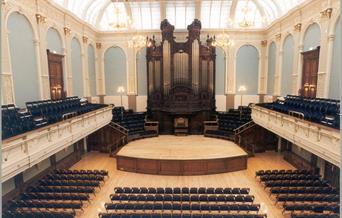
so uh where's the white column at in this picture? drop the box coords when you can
[292,30,301,95]
[127,46,137,95]
[259,44,267,95]
[96,44,105,95]
[323,34,335,97]
[295,44,304,95]
[81,42,90,97]
[64,35,73,96]
[36,23,50,100]
[274,48,283,96]
[33,38,44,100]
[1,27,15,104]
[316,19,330,97]
[227,45,236,94]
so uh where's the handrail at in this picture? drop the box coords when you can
[109,122,128,136]
[234,121,256,135]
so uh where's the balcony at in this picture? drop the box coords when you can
[2,105,113,182]
[252,105,340,166]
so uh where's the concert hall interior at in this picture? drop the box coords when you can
[1,0,341,218]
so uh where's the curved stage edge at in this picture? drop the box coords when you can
[115,155,248,176]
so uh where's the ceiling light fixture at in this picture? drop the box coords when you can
[239,0,254,28]
[128,34,146,48]
[108,0,131,30]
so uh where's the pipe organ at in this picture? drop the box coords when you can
[146,19,216,134]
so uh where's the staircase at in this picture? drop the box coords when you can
[87,122,128,156]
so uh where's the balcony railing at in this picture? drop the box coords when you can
[251,105,340,166]
[2,105,113,182]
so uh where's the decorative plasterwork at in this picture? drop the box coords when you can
[82,36,88,44]
[261,40,267,47]
[35,13,47,24]
[294,23,302,31]
[320,8,333,19]
[64,26,71,35]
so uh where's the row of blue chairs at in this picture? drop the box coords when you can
[256,169,340,217]
[4,210,75,218]
[4,168,108,218]
[114,187,250,195]
[205,107,251,139]
[99,213,267,218]
[110,194,255,203]
[104,202,261,213]
[2,97,107,139]
[258,95,340,129]
[112,107,147,136]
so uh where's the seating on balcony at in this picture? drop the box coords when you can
[2,97,107,140]
[258,95,340,129]
[255,169,340,218]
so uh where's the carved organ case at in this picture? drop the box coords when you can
[146,19,216,134]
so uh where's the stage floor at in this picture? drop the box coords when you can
[116,135,248,160]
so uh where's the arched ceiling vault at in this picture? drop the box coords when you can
[51,0,307,31]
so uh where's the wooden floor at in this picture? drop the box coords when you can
[71,137,295,218]
[117,135,247,159]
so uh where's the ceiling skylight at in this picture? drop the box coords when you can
[51,0,306,31]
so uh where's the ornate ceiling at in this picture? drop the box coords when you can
[51,0,306,31]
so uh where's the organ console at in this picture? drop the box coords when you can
[146,19,216,134]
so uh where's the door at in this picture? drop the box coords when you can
[300,47,320,98]
[47,50,65,100]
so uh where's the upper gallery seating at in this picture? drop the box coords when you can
[112,107,157,138]
[257,95,340,129]
[205,106,252,140]
[3,169,108,218]
[99,186,267,218]
[255,169,340,218]
[2,97,107,140]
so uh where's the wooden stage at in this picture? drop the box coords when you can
[116,136,248,175]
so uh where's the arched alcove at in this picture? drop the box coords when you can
[7,12,39,107]
[329,18,340,99]
[88,44,96,96]
[71,37,83,97]
[236,45,259,95]
[46,27,63,54]
[104,46,127,95]
[281,34,294,96]
[267,42,276,95]
[303,23,321,52]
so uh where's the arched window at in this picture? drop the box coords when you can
[104,47,127,95]
[281,35,294,96]
[236,45,259,95]
[7,12,39,107]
